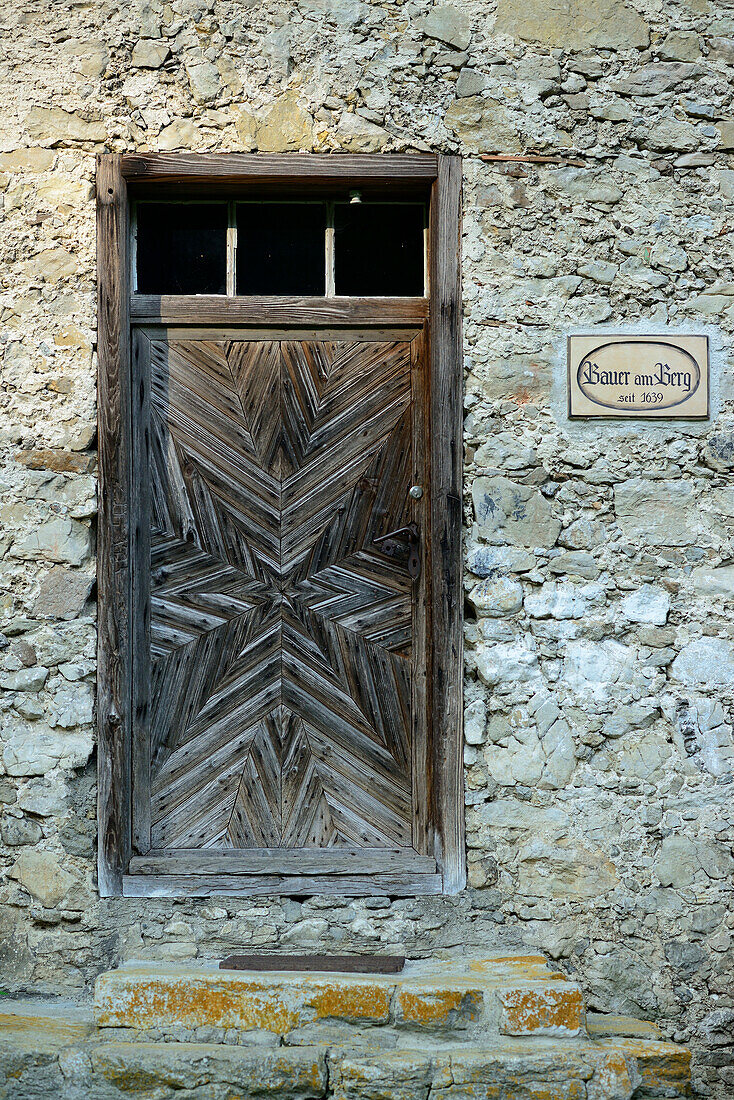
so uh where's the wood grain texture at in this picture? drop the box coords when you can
[121,153,438,184]
[130,296,427,327]
[122,872,443,897]
[129,848,436,875]
[410,326,430,857]
[131,330,152,851]
[96,154,132,897]
[133,335,431,866]
[99,153,464,897]
[219,955,405,972]
[429,155,465,894]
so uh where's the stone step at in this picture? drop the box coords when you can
[93,954,586,1042]
[0,1003,693,1100]
[587,1011,664,1040]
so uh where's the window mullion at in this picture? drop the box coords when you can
[130,202,139,293]
[325,201,335,298]
[227,200,236,297]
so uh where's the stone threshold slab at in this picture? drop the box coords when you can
[0,1007,692,1100]
[93,954,585,1039]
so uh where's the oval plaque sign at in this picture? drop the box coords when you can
[568,334,709,419]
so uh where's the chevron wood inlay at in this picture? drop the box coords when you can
[134,335,427,858]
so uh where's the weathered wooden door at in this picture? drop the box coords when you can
[97,152,463,898]
[129,328,438,889]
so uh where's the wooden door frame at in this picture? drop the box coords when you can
[97,152,464,898]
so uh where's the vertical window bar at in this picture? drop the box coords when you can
[227,200,236,297]
[130,202,139,294]
[325,200,335,298]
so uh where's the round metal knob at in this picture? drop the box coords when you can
[408,485,424,500]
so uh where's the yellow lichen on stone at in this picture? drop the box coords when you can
[587,1051,640,1100]
[466,954,552,977]
[307,981,392,1023]
[95,976,300,1032]
[397,987,483,1028]
[595,1037,692,1095]
[499,985,584,1036]
[0,1013,94,1051]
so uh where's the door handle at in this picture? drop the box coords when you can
[373,523,421,579]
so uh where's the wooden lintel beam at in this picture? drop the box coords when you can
[121,153,439,185]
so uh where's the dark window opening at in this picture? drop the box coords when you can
[133,198,427,297]
[236,202,326,296]
[135,203,227,295]
[334,203,425,296]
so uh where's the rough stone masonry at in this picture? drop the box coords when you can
[1,0,734,1095]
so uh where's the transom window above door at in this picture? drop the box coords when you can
[133,198,427,297]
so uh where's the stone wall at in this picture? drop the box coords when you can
[1,0,733,1095]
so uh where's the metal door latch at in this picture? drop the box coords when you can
[373,522,421,579]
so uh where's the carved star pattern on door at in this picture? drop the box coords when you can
[144,337,416,851]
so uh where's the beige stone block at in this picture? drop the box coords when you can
[53,324,91,350]
[37,176,94,208]
[157,118,201,151]
[716,121,734,149]
[517,838,619,898]
[23,246,78,283]
[217,56,243,96]
[0,149,54,172]
[474,355,552,402]
[444,96,521,153]
[336,112,390,152]
[10,515,91,566]
[9,850,76,907]
[131,39,170,69]
[3,181,35,212]
[658,30,701,60]
[34,566,95,620]
[614,478,697,546]
[472,475,561,548]
[24,107,106,145]
[257,92,314,151]
[16,447,95,473]
[62,39,109,78]
[494,0,649,50]
[233,108,258,149]
[646,118,699,152]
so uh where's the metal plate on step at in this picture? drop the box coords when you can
[219,954,405,974]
